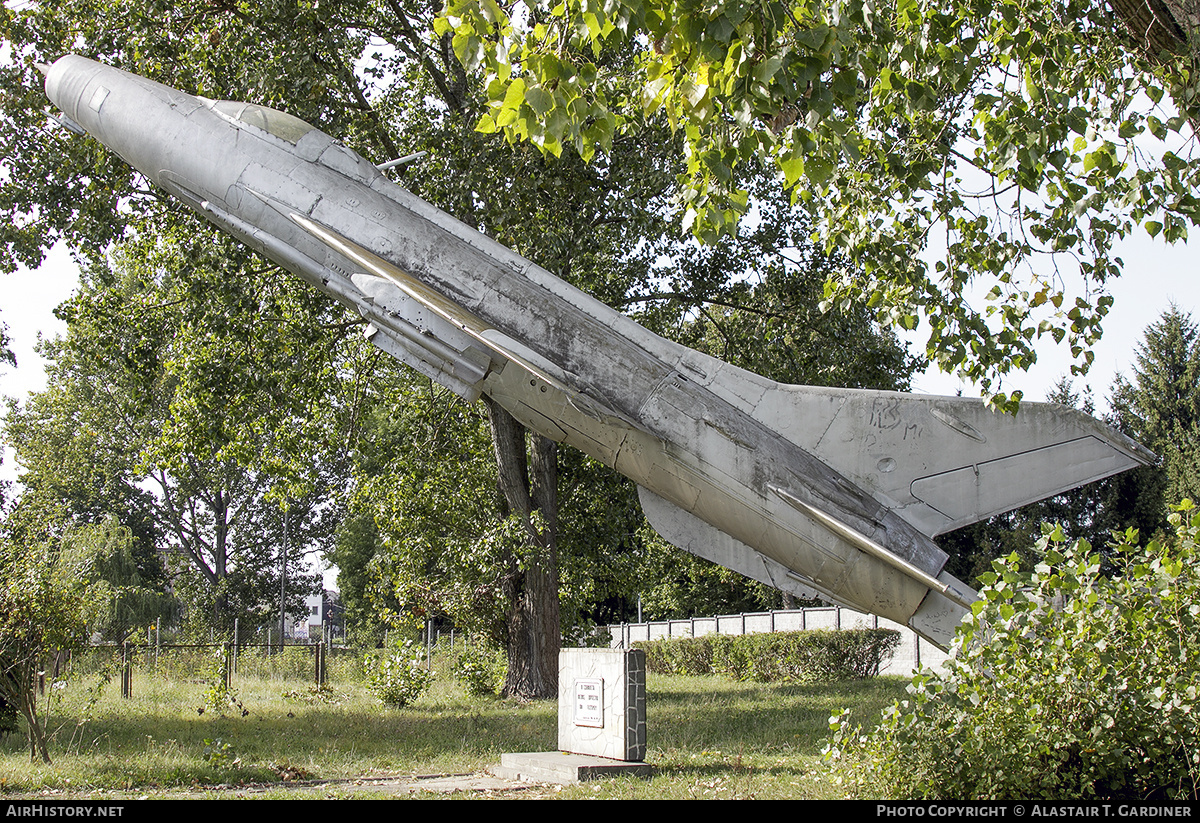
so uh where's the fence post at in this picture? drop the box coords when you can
[314,641,327,687]
[121,642,132,699]
[223,642,232,692]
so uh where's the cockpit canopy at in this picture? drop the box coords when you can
[210,99,316,145]
[206,97,382,185]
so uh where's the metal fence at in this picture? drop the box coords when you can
[61,621,468,698]
[605,605,949,676]
[62,642,364,697]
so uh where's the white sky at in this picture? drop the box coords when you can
[907,233,1199,405]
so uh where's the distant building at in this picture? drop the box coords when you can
[287,590,344,642]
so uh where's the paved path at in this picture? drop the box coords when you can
[18,770,566,800]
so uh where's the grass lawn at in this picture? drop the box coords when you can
[0,658,907,799]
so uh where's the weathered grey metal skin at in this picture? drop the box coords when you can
[43,55,1156,648]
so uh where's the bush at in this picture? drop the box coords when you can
[453,642,506,696]
[638,636,714,676]
[364,642,433,707]
[0,692,17,737]
[199,646,244,716]
[725,631,900,682]
[636,628,899,683]
[823,509,1200,800]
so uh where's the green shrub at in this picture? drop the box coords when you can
[823,509,1200,800]
[639,636,714,676]
[364,642,433,707]
[636,628,899,683]
[710,634,752,678]
[732,631,900,682]
[198,646,248,717]
[0,693,17,737]
[453,642,506,696]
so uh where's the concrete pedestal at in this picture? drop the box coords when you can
[558,647,647,761]
[492,752,653,785]
[493,648,651,785]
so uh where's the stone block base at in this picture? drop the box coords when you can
[492,752,654,785]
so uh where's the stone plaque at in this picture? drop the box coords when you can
[574,678,603,727]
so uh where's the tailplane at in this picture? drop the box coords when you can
[745,384,1155,536]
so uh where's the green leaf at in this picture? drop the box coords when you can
[475,113,499,134]
[525,86,554,116]
[502,77,528,111]
[780,152,804,187]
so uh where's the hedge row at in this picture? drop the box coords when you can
[634,629,900,683]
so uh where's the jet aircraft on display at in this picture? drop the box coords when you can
[41,55,1155,647]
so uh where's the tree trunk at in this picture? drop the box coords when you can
[1108,0,1196,63]
[484,397,561,700]
[1108,0,1200,129]
[3,659,50,763]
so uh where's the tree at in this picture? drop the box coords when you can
[344,369,640,692]
[88,518,180,642]
[3,236,344,634]
[0,320,13,378]
[1,0,905,696]
[343,168,921,654]
[0,519,117,763]
[437,0,1200,408]
[327,512,391,645]
[1,0,680,698]
[1109,306,1200,523]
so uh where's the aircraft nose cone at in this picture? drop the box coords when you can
[39,55,202,190]
[42,54,100,128]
